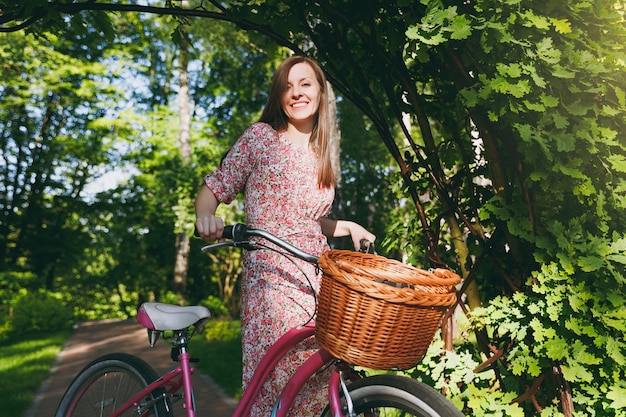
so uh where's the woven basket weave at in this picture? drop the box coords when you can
[315,250,460,370]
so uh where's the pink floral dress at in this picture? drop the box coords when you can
[204,122,334,416]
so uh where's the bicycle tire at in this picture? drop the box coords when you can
[321,374,464,417]
[54,352,173,417]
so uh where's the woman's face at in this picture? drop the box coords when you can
[281,62,321,129]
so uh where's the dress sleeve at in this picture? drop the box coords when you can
[203,123,271,204]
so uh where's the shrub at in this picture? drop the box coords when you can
[200,295,229,318]
[0,315,11,342]
[11,292,73,334]
[203,319,241,342]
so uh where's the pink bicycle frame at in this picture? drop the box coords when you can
[116,321,345,417]
[105,360,190,417]
[233,321,337,417]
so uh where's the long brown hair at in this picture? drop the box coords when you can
[259,56,335,189]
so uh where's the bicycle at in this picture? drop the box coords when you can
[55,223,464,417]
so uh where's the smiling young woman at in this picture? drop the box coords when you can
[194,55,376,416]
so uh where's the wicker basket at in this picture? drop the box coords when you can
[315,250,460,370]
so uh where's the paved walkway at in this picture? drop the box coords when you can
[25,319,238,417]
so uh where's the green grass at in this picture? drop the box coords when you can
[0,331,70,417]
[0,319,242,417]
[189,319,243,400]
[190,335,243,400]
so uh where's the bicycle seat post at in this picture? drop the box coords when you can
[170,330,197,417]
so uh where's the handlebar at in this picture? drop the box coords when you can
[200,223,319,264]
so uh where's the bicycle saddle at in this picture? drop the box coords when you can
[137,302,211,332]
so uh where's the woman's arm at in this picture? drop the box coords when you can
[320,217,376,251]
[194,185,224,241]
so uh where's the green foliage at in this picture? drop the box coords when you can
[0,12,274,320]
[412,336,525,416]
[405,1,625,412]
[202,318,241,342]
[69,285,138,322]
[200,295,230,318]
[334,98,400,254]
[468,258,626,415]
[11,292,73,334]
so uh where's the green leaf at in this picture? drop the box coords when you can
[541,94,559,108]
[497,62,522,78]
[449,15,472,40]
[601,315,626,332]
[610,238,626,255]
[551,112,569,129]
[606,154,626,174]
[578,256,604,272]
[607,254,626,265]
[515,123,533,142]
[570,340,601,365]
[561,362,594,383]
[524,100,545,112]
[615,87,626,106]
[601,105,620,116]
[607,385,626,409]
[521,10,551,30]
[535,37,561,64]
[510,348,542,376]
[553,131,576,152]
[544,337,569,361]
[566,100,592,116]
[551,18,572,34]
[607,337,626,366]
[565,317,599,338]
[568,292,588,313]
[551,65,576,79]
[509,80,531,98]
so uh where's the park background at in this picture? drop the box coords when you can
[1,1,626,416]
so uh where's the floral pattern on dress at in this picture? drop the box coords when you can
[204,122,334,416]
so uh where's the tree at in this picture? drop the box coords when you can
[173,1,193,302]
[0,22,123,287]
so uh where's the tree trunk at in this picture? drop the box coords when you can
[328,81,341,186]
[173,2,191,303]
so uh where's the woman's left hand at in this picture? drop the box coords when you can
[348,222,376,252]
[320,218,376,251]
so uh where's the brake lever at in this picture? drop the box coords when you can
[200,241,234,253]
[201,240,259,253]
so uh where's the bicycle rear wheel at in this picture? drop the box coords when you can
[321,374,464,417]
[54,352,173,417]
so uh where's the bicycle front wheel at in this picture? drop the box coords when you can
[322,374,464,417]
[54,352,173,417]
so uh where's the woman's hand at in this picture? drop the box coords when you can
[194,186,223,242]
[346,222,376,252]
[321,218,376,251]
[195,214,224,242]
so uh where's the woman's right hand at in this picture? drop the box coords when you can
[194,185,223,242]
[195,214,225,242]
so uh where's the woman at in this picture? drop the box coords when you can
[195,55,375,416]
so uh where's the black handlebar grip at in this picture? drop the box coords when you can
[194,225,234,239]
[360,239,375,254]
[222,225,234,239]
[195,223,245,240]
